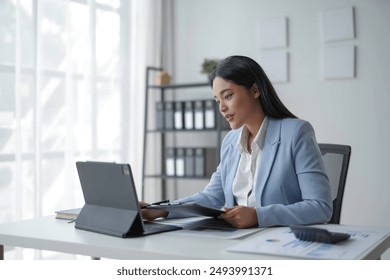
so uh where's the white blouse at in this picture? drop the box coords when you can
[232,117,269,207]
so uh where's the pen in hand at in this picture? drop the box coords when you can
[140,200,170,209]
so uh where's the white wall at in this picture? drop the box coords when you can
[171,0,390,256]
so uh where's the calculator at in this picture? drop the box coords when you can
[289,225,351,244]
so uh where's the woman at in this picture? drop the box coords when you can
[141,55,332,228]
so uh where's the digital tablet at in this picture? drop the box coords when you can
[146,202,225,217]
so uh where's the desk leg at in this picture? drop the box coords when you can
[0,245,4,260]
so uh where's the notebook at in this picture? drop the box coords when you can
[75,161,182,237]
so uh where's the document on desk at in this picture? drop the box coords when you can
[155,217,264,239]
[227,224,390,259]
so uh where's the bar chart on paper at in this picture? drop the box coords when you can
[227,224,390,259]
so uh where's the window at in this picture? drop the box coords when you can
[0,0,129,259]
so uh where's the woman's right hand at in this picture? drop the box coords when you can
[139,201,169,220]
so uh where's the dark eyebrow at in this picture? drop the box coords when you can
[218,88,231,96]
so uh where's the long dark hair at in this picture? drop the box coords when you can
[210,55,297,119]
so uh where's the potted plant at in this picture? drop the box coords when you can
[201,58,219,80]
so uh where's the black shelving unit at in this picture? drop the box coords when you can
[142,67,227,200]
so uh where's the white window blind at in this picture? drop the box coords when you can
[0,0,130,259]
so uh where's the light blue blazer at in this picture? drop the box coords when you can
[175,118,333,227]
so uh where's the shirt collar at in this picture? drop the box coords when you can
[236,116,269,154]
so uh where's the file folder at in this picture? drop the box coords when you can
[194,148,217,177]
[184,101,194,129]
[204,100,216,129]
[194,148,204,177]
[204,148,217,177]
[165,148,175,176]
[194,100,204,129]
[174,101,184,130]
[185,148,195,177]
[164,101,175,130]
[175,148,185,177]
[156,101,164,130]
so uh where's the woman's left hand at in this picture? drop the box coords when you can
[220,206,259,229]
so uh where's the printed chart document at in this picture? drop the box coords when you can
[227,224,390,259]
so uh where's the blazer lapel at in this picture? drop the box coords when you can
[256,119,281,202]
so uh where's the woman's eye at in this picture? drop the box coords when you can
[225,93,233,100]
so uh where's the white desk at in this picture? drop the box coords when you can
[0,216,389,260]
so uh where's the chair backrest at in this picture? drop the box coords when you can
[318,143,351,224]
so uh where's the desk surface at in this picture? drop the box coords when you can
[0,216,389,260]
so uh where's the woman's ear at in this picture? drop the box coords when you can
[251,83,260,99]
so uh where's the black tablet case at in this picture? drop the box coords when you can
[75,161,144,238]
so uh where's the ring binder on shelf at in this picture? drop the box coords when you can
[156,101,164,130]
[164,101,175,130]
[194,100,205,129]
[174,101,184,130]
[194,148,205,177]
[204,100,216,129]
[175,148,185,177]
[165,148,176,176]
[185,148,195,177]
[184,101,194,129]
[195,148,217,177]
